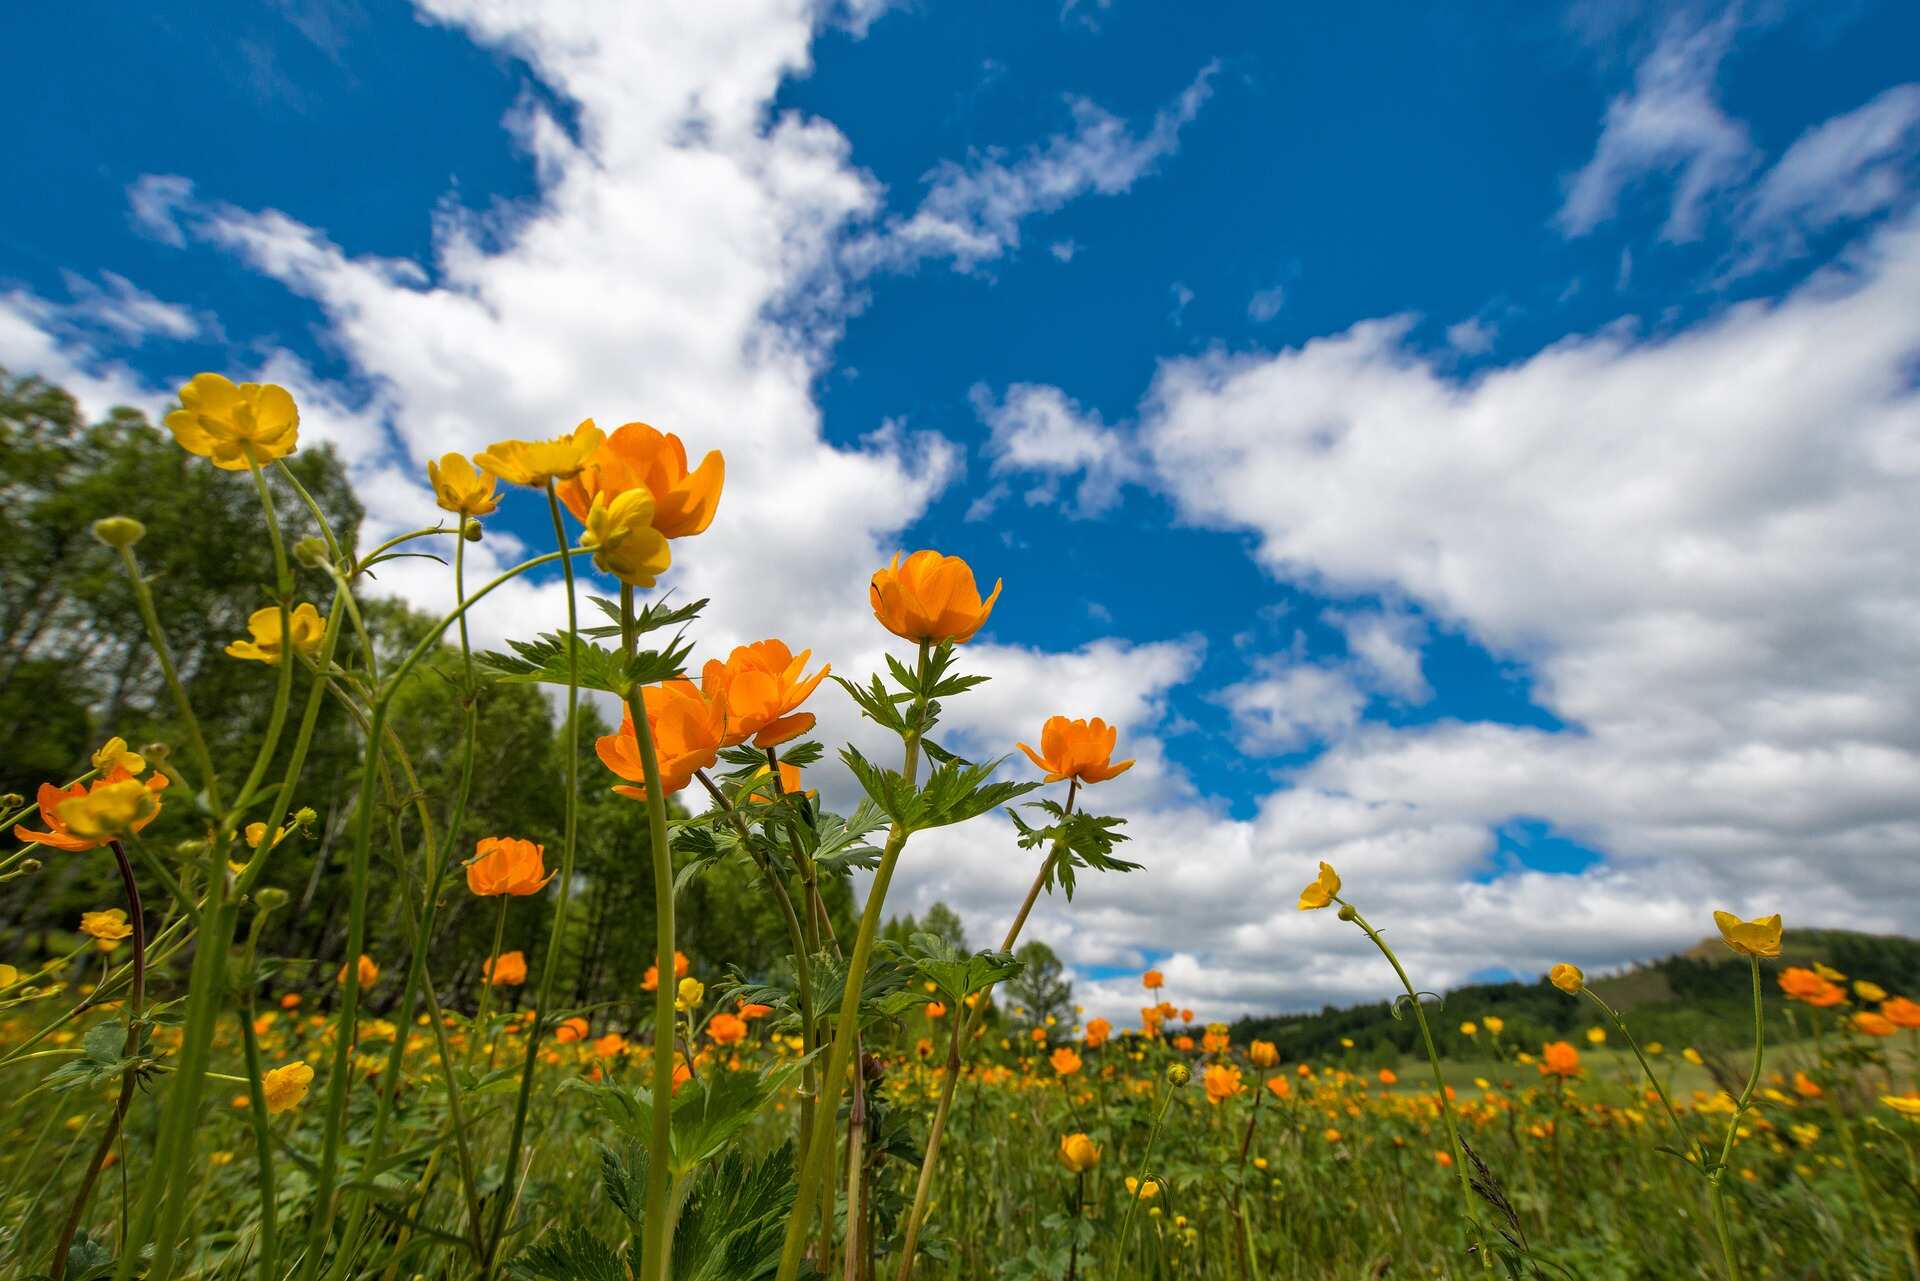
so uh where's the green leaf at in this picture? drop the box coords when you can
[580,593,708,641]
[913,755,1041,830]
[506,1227,629,1281]
[904,932,1024,1003]
[477,629,694,697]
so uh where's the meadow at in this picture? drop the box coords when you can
[3,370,1919,1281]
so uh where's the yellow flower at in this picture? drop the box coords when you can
[1683,1047,1704,1066]
[80,908,133,951]
[90,737,146,777]
[1585,1026,1607,1046]
[1712,911,1783,958]
[474,421,605,488]
[226,603,326,665]
[1880,1095,1920,1120]
[1813,962,1847,983]
[58,780,164,843]
[0,963,17,987]
[262,1062,315,1114]
[165,373,300,470]
[676,976,705,1012]
[245,821,293,851]
[1057,1132,1099,1174]
[1550,963,1584,995]
[579,489,671,587]
[1296,861,1341,911]
[426,454,501,517]
[1459,1021,1478,1037]
[1853,980,1887,1003]
[1124,1175,1159,1200]
[1482,1016,1504,1035]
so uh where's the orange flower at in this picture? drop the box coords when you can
[1793,1071,1823,1099]
[1201,1025,1230,1055]
[1853,1011,1897,1037]
[1881,997,1920,1029]
[1084,1018,1111,1049]
[738,1002,773,1021]
[925,1001,947,1019]
[1173,1036,1195,1052]
[14,770,169,852]
[1266,1075,1292,1100]
[1017,716,1135,785]
[1142,970,1165,991]
[643,951,691,992]
[1779,966,1846,1007]
[279,993,302,1010]
[484,950,528,987]
[596,679,727,801]
[1049,1047,1083,1076]
[555,421,724,540]
[1538,1042,1581,1078]
[1057,1132,1100,1174]
[869,550,1001,644]
[704,640,830,748]
[1203,1063,1244,1104]
[592,1032,627,1059]
[337,954,380,987]
[555,1016,591,1044]
[708,1012,748,1046]
[1249,1040,1279,1069]
[466,837,553,897]
[1378,1068,1398,1086]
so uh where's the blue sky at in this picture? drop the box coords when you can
[6,0,1919,1020]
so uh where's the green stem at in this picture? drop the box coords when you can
[776,641,933,1281]
[238,1001,280,1281]
[483,484,585,1276]
[1339,899,1479,1252]
[1117,1080,1177,1264]
[1709,956,1766,1281]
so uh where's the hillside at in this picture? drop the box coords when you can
[1226,927,1920,1066]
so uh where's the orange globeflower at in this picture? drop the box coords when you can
[1853,1011,1897,1038]
[475,420,604,488]
[643,951,691,992]
[1883,997,1920,1029]
[14,771,169,852]
[738,1002,773,1021]
[925,1001,947,1019]
[869,550,1001,644]
[555,1016,591,1044]
[1249,1040,1279,1069]
[556,421,724,540]
[592,1032,627,1059]
[1779,967,1846,1007]
[596,679,727,801]
[1201,1024,1230,1055]
[337,954,380,987]
[705,640,830,748]
[1084,1018,1112,1049]
[1179,1008,1194,1024]
[1266,1075,1292,1100]
[484,950,528,987]
[1142,970,1165,991]
[1203,1063,1244,1104]
[1174,1036,1195,1052]
[1378,1068,1398,1086]
[1538,1042,1581,1078]
[708,1012,748,1046]
[1049,1047,1083,1076]
[466,837,553,897]
[1017,716,1135,785]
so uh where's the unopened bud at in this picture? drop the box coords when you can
[1337,905,1357,922]
[92,516,147,549]
[0,793,22,811]
[1166,1062,1191,1087]
[292,537,329,568]
[293,806,318,832]
[254,886,290,912]
[463,518,484,542]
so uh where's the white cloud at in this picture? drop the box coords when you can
[972,382,1140,516]
[1740,83,1920,259]
[59,271,203,343]
[854,61,1217,272]
[1220,661,1368,754]
[1246,284,1285,323]
[127,174,193,247]
[1049,239,1080,263]
[1444,315,1495,355]
[1558,10,1755,241]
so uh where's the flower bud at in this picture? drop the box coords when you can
[1337,904,1357,922]
[0,793,22,811]
[463,518,484,542]
[1166,1062,1191,1087]
[292,537,329,568]
[254,886,290,912]
[92,516,147,548]
[293,806,319,831]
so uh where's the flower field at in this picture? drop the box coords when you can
[3,375,1919,1281]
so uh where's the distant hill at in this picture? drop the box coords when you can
[1226,928,1920,1067]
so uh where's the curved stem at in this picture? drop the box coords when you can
[1116,1081,1176,1265]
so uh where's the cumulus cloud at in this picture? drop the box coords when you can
[971,382,1140,516]
[1558,10,1755,241]
[853,61,1217,272]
